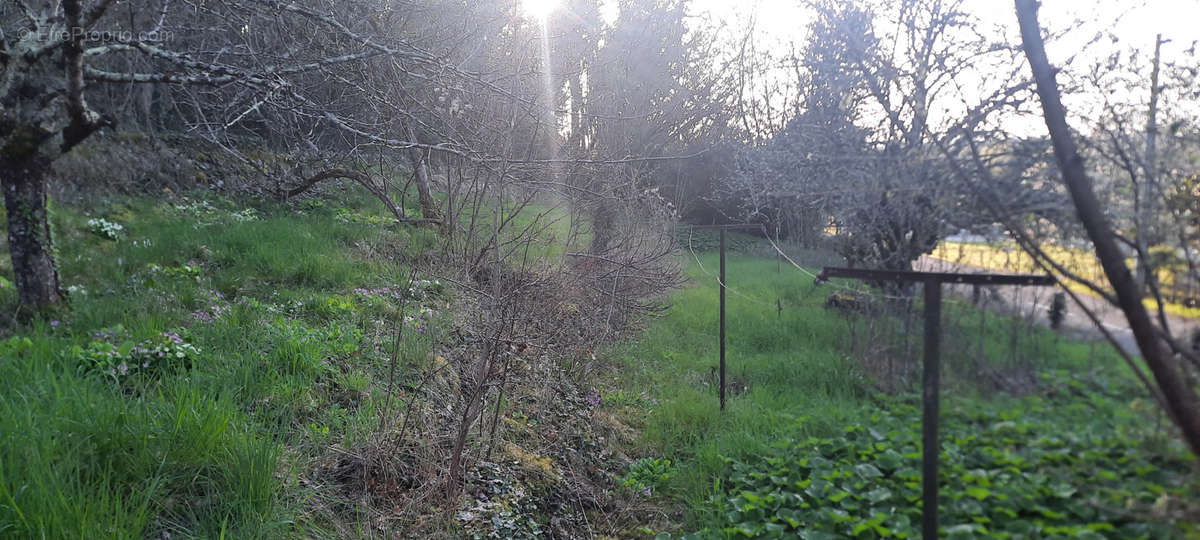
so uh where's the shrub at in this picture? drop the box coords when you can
[0,336,35,357]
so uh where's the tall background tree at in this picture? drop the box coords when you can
[716,0,1026,291]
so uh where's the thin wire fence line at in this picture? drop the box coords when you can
[680,228,1065,385]
[683,225,1054,312]
[761,232,915,301]
[686,229,779,309]
[683,224,911,304]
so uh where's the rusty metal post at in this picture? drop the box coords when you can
[817,266,1052,540]
[719,228,727,411]
[922,278,942,540]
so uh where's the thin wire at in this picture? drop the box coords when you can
[762,233,913,301]
[682,225,929,306]
[686,229,780,308]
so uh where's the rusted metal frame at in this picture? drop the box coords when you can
[820,266,1053,540]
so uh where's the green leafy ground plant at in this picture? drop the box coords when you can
[703,374,1195,538]
[611,250,1197,539]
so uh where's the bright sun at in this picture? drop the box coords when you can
[521,0,558,20]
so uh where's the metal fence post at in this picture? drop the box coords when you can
[719,228,727,411]
[817,267,1052,540]
[922,279,942,540]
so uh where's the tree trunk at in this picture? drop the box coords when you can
[0,154,64,308]
[404,126,441,221]
[569,72,588,152]
[407,148,441,221]
[589,198,616,254]
[1016,0,1200,457]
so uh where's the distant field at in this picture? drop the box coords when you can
[932,241,1200,320]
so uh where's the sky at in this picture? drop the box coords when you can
[580,0,1200,69]
[679,0,1200,135]
[559,0,1199,137]
[687,0,1200,59]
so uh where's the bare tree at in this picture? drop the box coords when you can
[0,0,547,309]
[1014,0,1200,456]
[717,0,1024,290]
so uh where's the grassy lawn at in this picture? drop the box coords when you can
[606,246,1198,538]
[0,190,446,537]
[2,195,1197,539]
[932,241,1200,320]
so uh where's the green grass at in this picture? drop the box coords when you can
[396,166,582,263]
[609,252,1197,538]
[2,186,1195,537]
[0,189,444,537]
[494,198,580,262]
[611,254,873,499]
[454,195,582,263]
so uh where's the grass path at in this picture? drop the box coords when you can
[608,249,1197,538]
[615,254,870,488]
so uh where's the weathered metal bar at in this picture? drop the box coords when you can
[922,279,942,540]
[719,228,727,411]
[814,266,1054,539]
[820,267,1056,286]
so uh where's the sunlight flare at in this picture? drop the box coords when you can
[521,0,558,20]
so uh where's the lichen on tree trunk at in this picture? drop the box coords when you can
[0,154,64,308]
